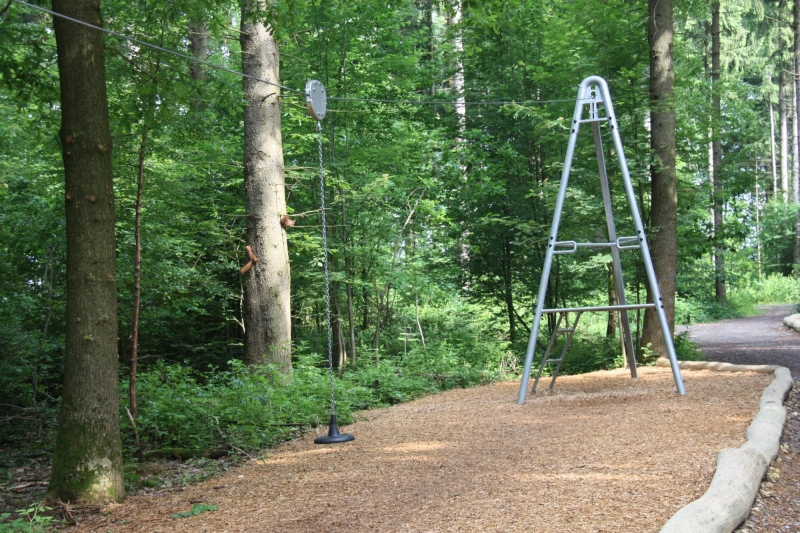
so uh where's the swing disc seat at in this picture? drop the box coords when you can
[314,414,354,444]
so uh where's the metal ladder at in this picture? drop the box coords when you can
[531,311,583,393]
[516,76,685,403]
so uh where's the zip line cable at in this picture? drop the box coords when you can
[11,0,583,109]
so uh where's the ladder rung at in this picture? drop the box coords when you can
[545,358,563,364]
[557,328,575,333]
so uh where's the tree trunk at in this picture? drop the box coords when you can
[129,127,146,422]
[606,264,617,338]
[426,0,436,96]
[711,0,726,304]
[450,1,465,131]
[128,54,161,423]
[188,17,207,112]
[188,18,207,82]
[780,69,789,203]
[240,1,292,371]
[341,197,357,366]
[449,1,470,292]
[336,40,357,367]
[640,0,678,357]
[794,0,800,274]
[755,161,763,278]
[415,295,426,349]
[332,293,346,371]
[769,85,778,198]
[502,234,515,343]
[34,246,57,438]
[48,0,124,504]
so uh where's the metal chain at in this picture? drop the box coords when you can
[317,121,337,417]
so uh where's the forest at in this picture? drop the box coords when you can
[1,0,800,510]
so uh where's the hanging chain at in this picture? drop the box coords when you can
[317,121,337,417]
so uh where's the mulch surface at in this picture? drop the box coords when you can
[71,367,771,533]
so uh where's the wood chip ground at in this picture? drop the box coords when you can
[72,367,772,533]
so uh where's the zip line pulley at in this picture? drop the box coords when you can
[307,80,355,444]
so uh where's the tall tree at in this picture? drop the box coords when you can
[794,0,800,272]
[780,69,789,202]
[711,0,726,304]
[240,0,292,371]
[640,0,678,357]
[769,75,779,197]
[48,0,124,503]
[188,18,207,83]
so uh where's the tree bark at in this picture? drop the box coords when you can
[450,1,465,131]
[502,234,515,342]
[606,264,617,338]
[332,293,346,371]
[426,0,436,96]
[711,0,726,304]
[188,18,207,111]
[769,84,778,198]
[240,0,292,371]
[341,197,357,366]
[780,69,789,203]
[48,0,124,504]
[129,127,146,422]
[793,0,800,273]
[449,1,470,293]
[755,162,763,278]
[128,54,161,423]
[641,0,678,357]
[188,18,207,82]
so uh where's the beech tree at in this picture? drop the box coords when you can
[240,0,292,371]
[48,0,125,503]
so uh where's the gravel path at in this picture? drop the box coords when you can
[679,305,800,377]
[680,305,800,532]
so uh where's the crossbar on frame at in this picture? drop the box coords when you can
[542,303,656,314]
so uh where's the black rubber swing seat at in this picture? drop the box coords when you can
[314,414,354,444]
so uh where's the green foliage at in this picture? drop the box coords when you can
[0,503,62,533]
[1,0,796,478]
[675,293,747,324]
[171,503,219,520]
[676,274,800,324]
[123,306,512,454]
[674,332,705,362]
[552,336,621,376]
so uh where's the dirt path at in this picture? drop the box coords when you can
[72,367,773,533]
[679,305,800,532]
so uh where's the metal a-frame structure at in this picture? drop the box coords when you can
[516,76,685,404]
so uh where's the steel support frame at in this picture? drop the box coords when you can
[516,76,685,404]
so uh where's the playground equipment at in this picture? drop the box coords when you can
[307,80,355,444]
[516,76,686,404]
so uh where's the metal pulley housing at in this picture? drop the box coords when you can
[305,80,326,121]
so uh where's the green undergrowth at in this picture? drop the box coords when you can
[171,502,218,519]
[533,330,704,381]
[676,274,800,325]
[121,322,708,471]
[0,503,63,533]
[120,349,511,462]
